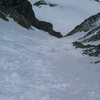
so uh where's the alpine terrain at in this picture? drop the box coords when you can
[0,0,100,100]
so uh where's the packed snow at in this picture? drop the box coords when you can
[0,0,100,100]
[0,17,100,100]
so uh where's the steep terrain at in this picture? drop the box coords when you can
[0,0,100,100]
[67,12,100,63]
[0,14,100,100]
[0,0,62,38]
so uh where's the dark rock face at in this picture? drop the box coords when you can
[0,0,62,38]
[33,0,57,8]
[34,20,62,38]
[0,0,37,28]
[73,41,86,48]
[83,44,100,57]
[33,0,48,7]
[66,12,100,62]
[82,29,100,42]
[94,0,100,2]
[66,13,100,36]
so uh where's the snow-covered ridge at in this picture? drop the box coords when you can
[29,0,100,34]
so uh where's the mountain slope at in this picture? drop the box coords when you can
[0,0,100,100]
[29,0,100,34]
[66,12,100,62]
[0,0,62,38]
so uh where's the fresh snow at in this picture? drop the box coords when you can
[0,0,100,100]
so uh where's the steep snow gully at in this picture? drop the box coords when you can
[0,0,100,100]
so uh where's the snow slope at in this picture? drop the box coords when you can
[0,17,100,100]
[29,0,100,35]
[0,0,100,100]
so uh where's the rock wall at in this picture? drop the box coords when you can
[0,0,62,38]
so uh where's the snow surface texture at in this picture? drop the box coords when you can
[0,18,100,100]
[0,0,100,100]
[29,0,100,35]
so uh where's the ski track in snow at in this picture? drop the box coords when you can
[0,0,100,99]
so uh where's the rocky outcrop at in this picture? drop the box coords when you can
[0,0,62,38]
[66,12,100,62]
[33,0,57,8]
[73,41,100,57]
